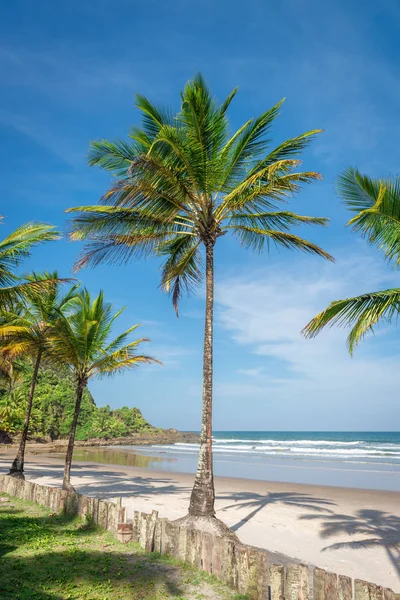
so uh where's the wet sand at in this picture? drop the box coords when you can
[0,448,399,590]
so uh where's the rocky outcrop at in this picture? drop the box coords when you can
[68,429,200,447]
[14,429,200,451]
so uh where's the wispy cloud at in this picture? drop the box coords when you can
[149,344,197,369]
[214,249,400,429]
[237,368,264,377]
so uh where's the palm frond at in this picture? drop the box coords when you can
[0,274,74,309]
[90,341,160,377]
[0,222,59,286]
[338,167,382,213]
[247,130,323,177]
[159,235,203,315]
[219,99,285,191]
[0,275,80,366]
[227,211,329,231]
[228,226,334,260]
[50,288,159,380]
[341,172,400,265]
[135,94,173,139]
[88,140,138,177]
[218,169,322,218]
[302,288,400,354]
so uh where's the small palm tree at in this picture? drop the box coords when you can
[66,75,333,528]
[51,289,159,491]
[303,168,400,352]
[0,219,59,307]
[0,273,79,478]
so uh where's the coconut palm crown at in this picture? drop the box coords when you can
[0,219,59,307]
[303,167,400,353]
[67,74,333,525]
[51,288,159,490]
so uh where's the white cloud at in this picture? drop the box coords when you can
[148,344,197,369]
[237,368,264,377]
[214,249,400,430]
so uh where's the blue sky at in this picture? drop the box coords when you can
[1,0,400,431]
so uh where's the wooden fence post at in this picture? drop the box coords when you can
[285,564,310,600]
[269,564,284,600]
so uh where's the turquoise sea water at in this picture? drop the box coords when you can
[211,431,400,463]
[122,431,400,491]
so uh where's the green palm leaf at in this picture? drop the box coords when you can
[0,220,59,307]
[302,288,400,354]
[303,167,400,352]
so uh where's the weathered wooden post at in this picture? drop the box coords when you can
[285,564,310,600]
[269,564,284,600]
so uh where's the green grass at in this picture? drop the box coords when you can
[0,493,248,600]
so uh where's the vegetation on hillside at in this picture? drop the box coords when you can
[0,251,158,483]
[0,366,155,442]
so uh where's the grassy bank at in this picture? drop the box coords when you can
[0,493,246,600]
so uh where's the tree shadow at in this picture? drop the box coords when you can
[300,509,400,576]
[220,490,336,532]
[0,510,88,555]
[0,506,194,599]
[0,549,189,599]
[0,460,191,500]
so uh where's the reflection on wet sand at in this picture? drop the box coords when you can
[71,447,176,469]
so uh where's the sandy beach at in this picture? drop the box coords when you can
[0,448,399,591]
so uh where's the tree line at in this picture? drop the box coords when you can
[0,262,159,490]
[0,364,155,441]
[1,74,397,531]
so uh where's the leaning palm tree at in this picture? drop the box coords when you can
[303,168,400,353]
[66,74,333,528]
[0,219,59,307]
[51,289,159,491]
[0,273,79,478]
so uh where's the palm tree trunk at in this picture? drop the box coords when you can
[9,349,42,479]
[188,239,216,517]
[62,378,85,492]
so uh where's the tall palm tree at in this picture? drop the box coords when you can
[66,74,333,527]
[303,168,400,353]
[0,219,59,307]
[51,289,159,491]
[0,273,79,478]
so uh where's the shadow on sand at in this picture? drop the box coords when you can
[18,461,192,500]
[219,490,336,532]
[300,509,400,577]
[0,458,194,502]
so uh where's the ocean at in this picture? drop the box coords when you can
[191,431,400,463]
[115,431,400,491]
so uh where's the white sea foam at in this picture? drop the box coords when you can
[213,438,363,446]
[147,440,400,465]
[152,444,400,456]
[145,433,400,466]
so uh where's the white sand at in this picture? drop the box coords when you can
[0,449,399,590]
